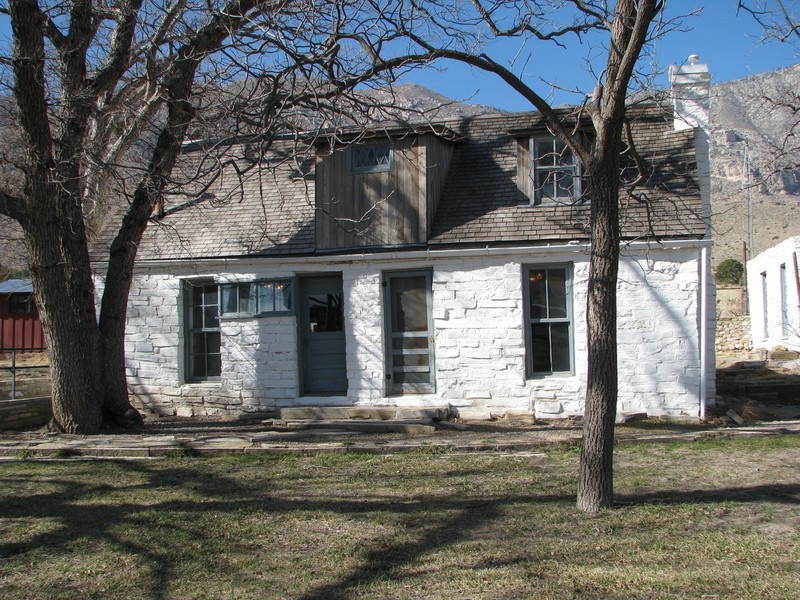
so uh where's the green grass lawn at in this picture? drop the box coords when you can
[1,436,798,599]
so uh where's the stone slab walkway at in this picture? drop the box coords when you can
[1,419,799,460]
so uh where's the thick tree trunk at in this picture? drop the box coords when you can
[26,198,105,434]
[576,159,621,513]
[97,188,159,427]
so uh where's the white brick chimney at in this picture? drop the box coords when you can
[669,54,711,131]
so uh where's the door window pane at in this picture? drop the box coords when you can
[308,293,343,332]
[391,276,428,332]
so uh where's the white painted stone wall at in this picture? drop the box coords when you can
[117,243,712,419]
[748,237,800,352]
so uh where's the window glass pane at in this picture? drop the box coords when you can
[541,172,557,199]
[392,276,428,333]
[191,332,206,356]
[203,306,219,329]
[528,270,547,319]
[392,336,429,350]
[553,169,575,198]
[275,281,291,311]
[239,284,256,314]
[548,269,568,318]
[221,286,238,314]
[554,138,572,166]
[308,293,343,332]
[206,332,221,354]
[395,371,430,385]
[393,353,430,367]
[550,323,571,372]
[202,286,217,307]
[530,323,552,372]
[351,142,392,172]
[192,353,206,379]
[258,283,275,312]
[536,138,556,167]
[206,348,222,377]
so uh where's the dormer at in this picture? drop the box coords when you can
[314,126,462,250]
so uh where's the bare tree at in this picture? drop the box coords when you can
[358,0,675,512]
[0,0,423,433]
[738,1,800,176]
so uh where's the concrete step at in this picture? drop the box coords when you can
[278,406,449,422]
[262,418,437,434]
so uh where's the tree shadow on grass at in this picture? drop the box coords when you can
[3,457,797,599]
[615,482,800,507]
[0,458,573,599]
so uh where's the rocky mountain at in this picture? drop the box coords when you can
[708,64,800,266]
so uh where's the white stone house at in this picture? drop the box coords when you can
[94,66,716,421]
[748,236,800,352]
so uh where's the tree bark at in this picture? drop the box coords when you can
[577,156,621,512]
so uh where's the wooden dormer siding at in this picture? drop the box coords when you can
[315,133,454,250]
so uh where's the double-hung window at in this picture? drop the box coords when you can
[524,265,573,376]
[531,135,581,205]
[185,282,221,381]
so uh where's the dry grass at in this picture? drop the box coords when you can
[0,436,798,599]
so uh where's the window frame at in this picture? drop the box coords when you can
[348,140,394,175]
[522,264,575,377]
[529,134,582,206]
[184,280,222,383]
[780,263,788,338]
[8,293,37,315]
[219,279,294,318]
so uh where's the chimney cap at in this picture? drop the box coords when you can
[688,54,700,65]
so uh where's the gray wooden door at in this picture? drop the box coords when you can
[299,275,347,395]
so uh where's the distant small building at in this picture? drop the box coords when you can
[747,237,800,352]
[0,279,46,353]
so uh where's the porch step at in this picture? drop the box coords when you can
[277,406,449,422]
[262,419,437,434]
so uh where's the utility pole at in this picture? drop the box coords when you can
[743,142,754,260]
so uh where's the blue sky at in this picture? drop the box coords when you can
[0,3,796,111]
[398,2,800,111]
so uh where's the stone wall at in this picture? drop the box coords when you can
[0,377,51,430]
[716,315,753,353]
[119,243,712,420]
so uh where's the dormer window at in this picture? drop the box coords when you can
[532,135,581,205]
[349,141,393,174]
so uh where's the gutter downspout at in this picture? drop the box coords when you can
[699,245,708,420]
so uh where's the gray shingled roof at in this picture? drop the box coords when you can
[428,106,703,246]
[96,103,704,263]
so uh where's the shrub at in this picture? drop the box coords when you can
[716,258,744,285]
